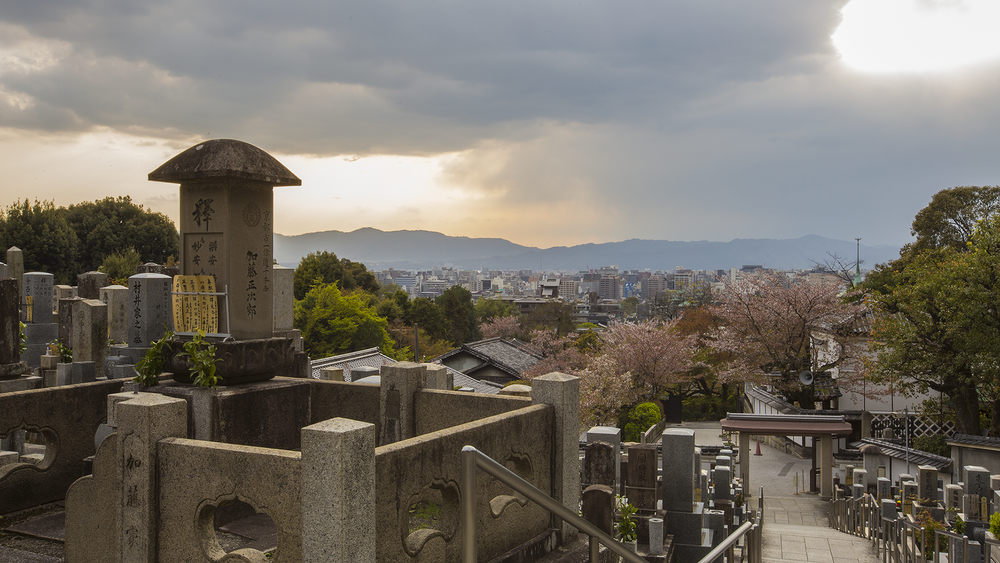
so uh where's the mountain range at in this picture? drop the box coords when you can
[273,228,903,272]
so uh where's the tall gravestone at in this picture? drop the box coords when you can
[148,139,301,340]
[918,465,937,502]
[0,278,20,377]
[100,285,129,343]
[21,272,58,368]
[7,247,23,299]
[58,297,83,348]
[128,274,173,347]
[626,444,658,511]
[0,262,7,279]
[662,428,696,512]
[72,299,108,378]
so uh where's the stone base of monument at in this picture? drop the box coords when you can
[0,375,43,393]
[152,377,310,449]
[664,505,716,563]
[634,510,666,544]
[163,337,294,385]
[22,323,58,369]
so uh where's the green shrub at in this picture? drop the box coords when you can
[99,246,143,285]
[990,511,1000,538]
[680,394,737,422]
[913,434,950,458]
[620,402,662,442]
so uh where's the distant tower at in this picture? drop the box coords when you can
[854,237,863,287]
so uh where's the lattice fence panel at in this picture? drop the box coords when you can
[870,413,954,441]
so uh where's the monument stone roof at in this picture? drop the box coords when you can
[148,139,301,186]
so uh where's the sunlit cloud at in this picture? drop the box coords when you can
[833,0,1000,73]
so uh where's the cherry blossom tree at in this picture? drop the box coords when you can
[711,270,866,406]
[479,315,521,339]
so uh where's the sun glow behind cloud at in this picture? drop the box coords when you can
[833,0,1000,73]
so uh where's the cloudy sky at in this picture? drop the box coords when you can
[1,0,999,248]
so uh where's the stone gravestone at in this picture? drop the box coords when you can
[965,465,991,520]
[713,465,733,501]
[946,484,963,513]
[149,139,301,340]
[877,477,891,501]
[0,262,6,279]
[0,278,20,377]
[853,468,868,495]
[583,441,616,489]
[902,481,918,515]
[58,297,83,348]
[272,265,294,331]
[626,444,658,511]
[21,272,58,368]
[127,274,173,348]
[136,262,164,275]
[588,426,622,491]
[72,299,108,378]
[77,271,109,300]
[53,285,73,314]
[918,465,938,503]
[99,285,129,343]
[7,247,23,298]
[581,485,614,536]
[662,427,696,512]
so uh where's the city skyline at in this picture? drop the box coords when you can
[1,0,999,248]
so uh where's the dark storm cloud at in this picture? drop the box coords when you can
[0,0,845,152]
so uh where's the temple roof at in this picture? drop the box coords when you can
[149,139,301,186]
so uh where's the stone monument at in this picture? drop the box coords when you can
[148,139,301,340]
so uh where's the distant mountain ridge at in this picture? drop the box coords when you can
[273,228,902,272]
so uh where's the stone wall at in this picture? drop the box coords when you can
[414,388,531,435]
[0,379,124,512]
[306,378,380,434]
[375,403,553,562]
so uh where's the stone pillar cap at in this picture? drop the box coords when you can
[148,139,301,186]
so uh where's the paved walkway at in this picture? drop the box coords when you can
[685,421,880,563]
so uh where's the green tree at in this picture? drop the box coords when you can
[908,186,1000,255]
[293,282,401,358]
[62,196,178,272]
[474,296,519,322]
[0,199,79,284]
[99,246,143,285]
[407,297,449,342]
[620,296,639,318]
[436,286,480,345]
[293,251,379,300]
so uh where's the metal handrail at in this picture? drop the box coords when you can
[462,445,761,563]
[696,487,764,563]
[461,445,649,563]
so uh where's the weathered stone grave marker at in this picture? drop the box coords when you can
[148,139,301,339]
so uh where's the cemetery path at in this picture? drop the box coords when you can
[687,421,881,563]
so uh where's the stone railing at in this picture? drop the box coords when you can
[62,371,580,563]
[0,379,124,512]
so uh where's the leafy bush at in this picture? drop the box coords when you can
[99,246,143,285]
[913,434,950,458]
[681,394,737,422]
[620,402,662,442]
[990,511,1000,538]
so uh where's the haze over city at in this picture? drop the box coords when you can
[1,0,998,249]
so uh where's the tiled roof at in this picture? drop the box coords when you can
[310,347,395,381]
[946,433,1000,450]
[311,347,503,394]
[859,438,952,471]
[465,337,542,376]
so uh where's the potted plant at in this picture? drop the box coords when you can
[616,495,638,552]
[132,330,174,389]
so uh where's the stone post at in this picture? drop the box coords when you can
[127,273,173,347]
[819,435,833,500]
[59,297,83,348]
[301,417,375,563]
[319,367,344,381]
[379,362,425,445]
[739,431,751,489]
[7,247,23,299]
[116,393,187,563]
[532,372,580,544]
[423,363,453,390]
[77,271,109,300]
[0,262,6,279]
[100,285,129,344]
[661,428,696,512]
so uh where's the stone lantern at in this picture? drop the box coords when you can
[149,139,300,340]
